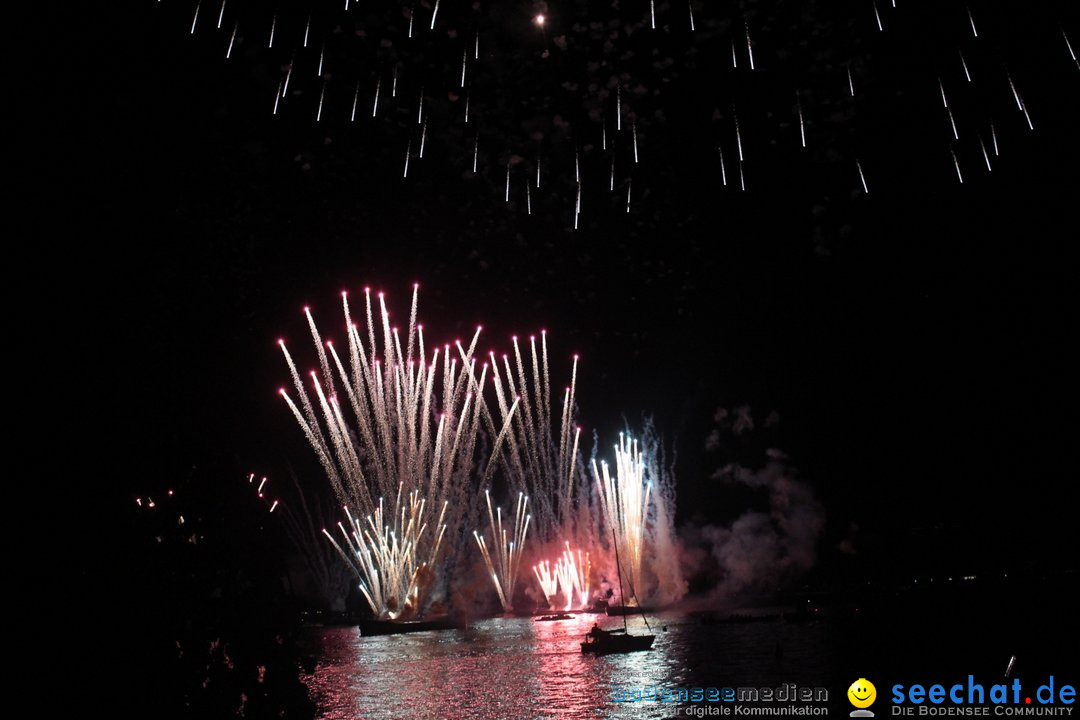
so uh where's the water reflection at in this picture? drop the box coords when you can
[299,614,839,719]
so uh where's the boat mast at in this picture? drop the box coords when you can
[612,528,629,633]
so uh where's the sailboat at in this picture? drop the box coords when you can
[580,530,655,655]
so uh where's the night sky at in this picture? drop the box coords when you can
[52,0,1078,628]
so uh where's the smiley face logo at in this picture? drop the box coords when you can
[848,678,877,709]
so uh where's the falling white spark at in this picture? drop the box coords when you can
[734,110,744,162]
[991,122,999,155]
[372,77,380,116]
[719,147,727,186]
[738,160,746,191]
[575,149,580,184]
[939,77,949,108]
[960,51,972,82]
[430,0,440,30]
[745,23,755,70]
[316,79,326,122]
[420,118,427,157]
[217,0,225,29]
[526,182,532,214]
[461,49,467,87]
[392,67,398,97]
[1066,30,1078,68]
[318,42,325,77]
[475,32,479,60]
[797,92,806,148]
[351,82,359,121]
[967,6,977,37]
[979,135,992,171]
[404,139,411,178]
[283,60,293,95]
[847,66,855,97]
[465,91,470,123]
[417,86,424,124]
[873,2,883,32]
[505,164,511,202]
[273,80,282,115]
[303,15,310,48]
[650,0,656,29]
[1007,74,1023,111]
[408,3,414,38]
[616,85,622,131]
[610,157,615,191]
[536,153,541,187]
[632,121,639,163]
[947,107,958,140]
[689,0,695,31]
[626,179,632,212]
[731,40,738,69]
[856,159,869,193]
[269,12,276,48]
[574,184,581,229]
[190,1,200,34]
[226,21,237,59]
[473,136,479,172]
[1021,101,1033,130]
[602,121,607,151]
[951,147,963,183]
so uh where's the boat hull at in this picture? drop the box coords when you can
[580,634,655,654]
[358,616,461,636]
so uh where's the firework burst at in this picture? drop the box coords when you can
[278,285,507,618]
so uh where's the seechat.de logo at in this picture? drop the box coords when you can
[850,679,878,717]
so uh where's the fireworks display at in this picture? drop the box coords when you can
[278,285,497,618]
[486,333,587,545]
[473,490,531,612]
[531,542,591,611]
[592,434,652,605]
[276,285,686,614]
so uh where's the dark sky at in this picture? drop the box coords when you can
[53,0,1079,581]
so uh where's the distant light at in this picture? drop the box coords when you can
[535,14,546,26]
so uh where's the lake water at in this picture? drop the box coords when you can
[298,613,849,719]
